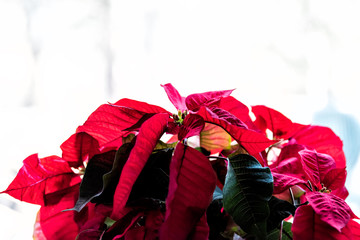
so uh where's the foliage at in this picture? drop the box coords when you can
[2,83,360,239]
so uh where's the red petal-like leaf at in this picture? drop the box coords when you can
[77,99,169,147]
[252,105,303,139]
[292,125,346,168]
[61,132,100,168]
[276,143,305,165]
[196,106,276,158]
[185,89,234,111]
[271,157,304,179]
[76,203,112,239]
[348,219,360,238]
[112,113,169,219]
[40,184,84,240]
[292,205,354,240]
[219,96,258,131]
[306,191,352,232]
[1,154,81,205]
[332,186,349,200]
[323,168,347,191]
[178,114,205,141]
[188,213,210,240]
[159,143,217,239]
[272,172,307,194]
[299,149,336,187]
[112,98,170,114]
[161,83,187,111]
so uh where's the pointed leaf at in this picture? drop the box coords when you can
[292,125,346,168]
[186,89,234,111]
[332,186,349,200]
[252,105,301,140]
[223,154,273,239]
[348,220,360,238]
[102,210,143,240]
[1,154,81,205]
[127,148,173,204]
[266,221,293,240]
[161,83,187,111]
[76,203,112,239]
[276,143,305,165]
[40,184,85,240]
[77,99,169,147]
[292,205,354,240]
[272,172,307,194]
[112,113,169,219]
[93,141,136,205]
[178,114,205,141]
[70,151,116,212]
[267,196,296,231]
[271,157,305,179]
[188,213,210,240]
[200,123,232,152]
[197,106,277,158]
[159,143,217,239]
[60,132,100,168]
[219,96,258,131]
[306,191,352,231]
[299,149,336,187]
[322,168,347,191]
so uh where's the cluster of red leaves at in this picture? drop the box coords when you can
[1,83,360,239]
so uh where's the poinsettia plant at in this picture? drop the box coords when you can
[2,83,360,240]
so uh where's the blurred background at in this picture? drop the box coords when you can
[1,0,360,238]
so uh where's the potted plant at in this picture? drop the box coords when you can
[2,83,360,239]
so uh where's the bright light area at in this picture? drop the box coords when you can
[1,0,360,238]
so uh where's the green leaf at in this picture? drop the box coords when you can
[69,150,116,212]
[223,154,273,239]
[93,141,135,205]
[127,148,173,205]
[267,196,296,231]
[154,140,177,151]
[266,221,293,240]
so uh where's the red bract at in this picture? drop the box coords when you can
[298,149,336,188]
[252,105,346,168]
[112,113,170,219]
[1,154,81,205]
[292,125,346,168]
[60,132,100,168]
[252,105,301,139]
[196,106,276,163]
[306,191,353,232]
[1,83,356,240]
[292,205,357,240]
[39,185,84,240]
[178,114,205,141]
[219,96,258,131]
[159,143,216,239]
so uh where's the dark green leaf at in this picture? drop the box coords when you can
[69,150,116,212]
[127,148,173,205]
[267,196,296,231]
[266,221,293,240]
[93,141,135,204]
[207,199,228,240]
[223,154,273,240]
[154,140,177,151]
